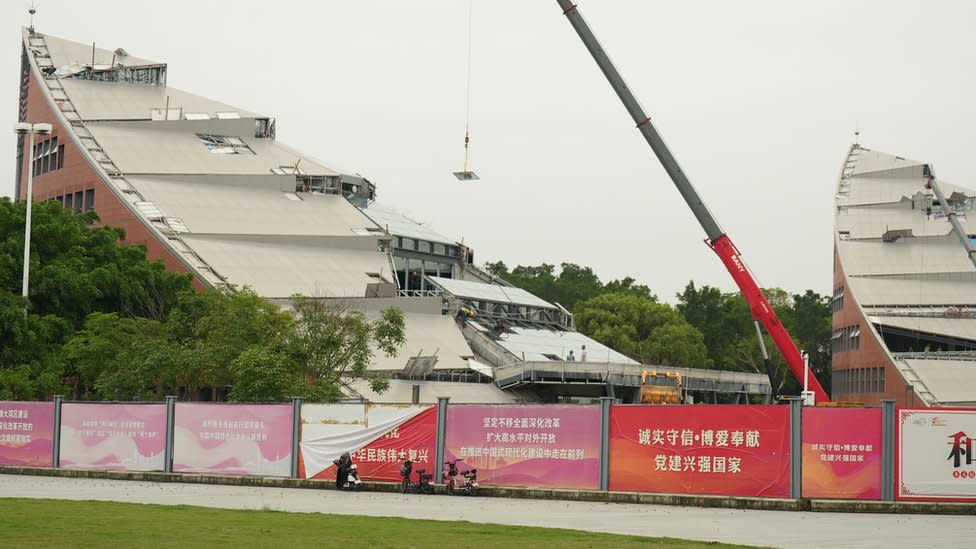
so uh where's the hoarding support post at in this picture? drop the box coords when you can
[881,399,895,501]
[290,396,304,479]
[788,396,802,499]
[164,395,176,473]
[599,396,613,491]
[434,396,450,484]
[51,395,63,469]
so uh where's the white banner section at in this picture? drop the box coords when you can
[898,408,976,501]
[300,407,425,479]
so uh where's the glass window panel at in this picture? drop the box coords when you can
[418,240,431,253]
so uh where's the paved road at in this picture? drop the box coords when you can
[1,474,972,548]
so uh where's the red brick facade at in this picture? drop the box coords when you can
[17,63,202,288]
[831,247,918,406]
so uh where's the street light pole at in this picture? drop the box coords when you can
[14,121,52,312]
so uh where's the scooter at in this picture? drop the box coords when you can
[333,453,362,491]
[402,464,433,494]
[342,463,362,490]
[442,460,460,492]
[457,466,479,496]
[444,460,478,495]
[416,469,434,494]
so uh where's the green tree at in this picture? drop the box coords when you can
[574,293,710,368]
[0,198,190,399]
[779,290,832,393]
[168,287,296,399]
[290,296,405,400]
[228,346,304,402]
[484,261,655,310]
[0,199,192,326]
[61,312,176,400]
[676,281,831,395]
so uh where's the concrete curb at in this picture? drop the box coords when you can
[2,466,973,515]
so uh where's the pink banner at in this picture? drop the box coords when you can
[59,403,166,471]
[445,404,601,490]
[0,401,53,467]
[173,403,293,476]
[609,405,791,497]
[802,407,882,500]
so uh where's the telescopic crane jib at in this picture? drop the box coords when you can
[555,0,829,403]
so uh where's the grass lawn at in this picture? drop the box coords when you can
[0,498,760,548]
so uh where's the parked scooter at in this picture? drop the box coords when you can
[444,460,478,495]
[442,460,459,492]
[400,459,413,493]
[333,452,362,491]
[400,460,433,494]
[457,466,479,496]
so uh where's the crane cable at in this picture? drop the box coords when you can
[462,0,473,172]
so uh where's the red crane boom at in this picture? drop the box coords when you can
[556,1,829,402]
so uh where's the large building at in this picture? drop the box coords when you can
[15,27,769,403]
[832,145,976,406]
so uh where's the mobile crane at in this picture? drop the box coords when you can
[556,1,829,403]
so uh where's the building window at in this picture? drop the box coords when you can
[831,285,844,313]
[196,134,254,155]
[831,324,861,354]
[32,136,62,177]
[84,189,95,212]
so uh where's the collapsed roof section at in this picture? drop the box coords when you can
[21,28,771,404]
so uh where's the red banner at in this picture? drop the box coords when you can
[802,407,882,500]
[307,406,437,482]
[609,405,791,497]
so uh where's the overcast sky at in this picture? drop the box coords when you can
[3,1,974,303]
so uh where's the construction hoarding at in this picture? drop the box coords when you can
[609,405,791,497]
[300,405,436,481]
[59,403,166,471]
[898,407,976,502]
[801,407,882,499]
[173,403,292,476]
[0,401,53,467]
[444,404,601,490]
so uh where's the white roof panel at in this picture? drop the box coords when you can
[359,202,457,245]
[836,147,976,310]
[60,79,260,121]
[871,316,976,342]
[427,276,556,309]
[85,121,338,176]
[848,275,976,307]
[180,234,389,298]
[368,312,473,371]
[125,175,377,236]
[900,359,976,406]
[496,327,638,365]
[41,33,159,70]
